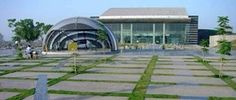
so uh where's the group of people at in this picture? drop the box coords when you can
[25,45,38,59]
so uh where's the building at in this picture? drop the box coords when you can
[43,7,198,52]
[43,17,118,51]
[198,29,217,44]
[97,7,198,45]
[209,35,236,47]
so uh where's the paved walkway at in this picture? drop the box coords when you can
[171,57,208,100]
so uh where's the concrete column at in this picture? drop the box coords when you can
[130,24,133,44]
[163,23,166,45]
[153,23,155,44]
[120,24,123,44]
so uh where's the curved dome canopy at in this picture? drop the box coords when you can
[43,17,118,51]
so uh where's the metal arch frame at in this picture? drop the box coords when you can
[50,31,111,50]
[56,32,109,48]
[43,17,118,51]
[59,37,105,49]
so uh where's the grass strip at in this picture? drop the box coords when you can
[84,71,142,75]
[0,88,29,92]
[7,89,34,100]
[128,55,157,100]
[194,56,236,91]
[0,58,66,76]
[145,94,179,98]
[209,96,236,100]
[66,79,138,84]
[49,90,130,97]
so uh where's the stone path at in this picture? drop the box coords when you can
[1,54,236,100]
[70,73,140,81]
[49,81,135,93]
[0,79,35,89]
[147,56,236,100]
[1,72,66,79]
[172,57,207,100]
[0,92,19,100]
[25,94,128,100]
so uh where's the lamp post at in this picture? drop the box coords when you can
[15,41,23,59]
[136,40,139,54]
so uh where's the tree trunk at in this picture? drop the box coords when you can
[219,57,223,77]
[202,50,205,62]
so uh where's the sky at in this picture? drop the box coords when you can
[0,0,236,41]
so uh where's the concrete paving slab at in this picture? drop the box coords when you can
[49,81,135,93]
[44,62,91,67]
[184,63,202,66]
[158,62,173,65]
[0,79,35,89]
[117,55,151,58]
[16,59,53,63]
[210,62,236,66]
[113,57,139,61]
[80,55,111,58]
[0,92,19,100]
[43,63,59,66]
[1,72,66,79]
[233,78,236,83]
[24,94,128,100]
[153,69,214,76]
[0,66,23,70]
[24,67,71,72]
[151,75,226,85]
[0,59,11,62]
[213,66,236,71]
[0,62,38,66]
[108,60,148,64]
[223,71,236,77]
[147,84,236,97]
[156,65,207,70]
[145,98,180,100]
[87,67,145,74]
[98,64,147,68]
[70,73,140,81]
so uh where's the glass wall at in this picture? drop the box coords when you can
[166,23,186,44]
[133,23,153,43]
[123,24,131,43]
[105,23,187,45]
[155,23,163,44]
[106,23,121,43]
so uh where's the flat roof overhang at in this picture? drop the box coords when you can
[99,16,191,23]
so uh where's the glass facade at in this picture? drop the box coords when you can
[106,23,187,44]
[166,23,186,44]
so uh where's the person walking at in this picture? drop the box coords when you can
[25,45,32,59]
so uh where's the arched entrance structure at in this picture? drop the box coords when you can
[43,17,118,51]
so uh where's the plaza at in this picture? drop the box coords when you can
[0,0,236,100]
[0,51,236,100]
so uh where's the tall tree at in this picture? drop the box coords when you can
[97,29,108,53]
[36,22,53,41]
[8,19,41,44]
[216,16,233,77]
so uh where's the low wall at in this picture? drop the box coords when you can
[209,35,236,47]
